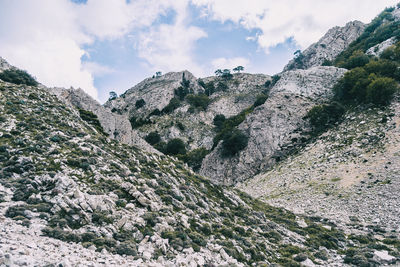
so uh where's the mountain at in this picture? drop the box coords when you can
[1,4,400,266]
[1,74,387,266]
[104,71,270,151]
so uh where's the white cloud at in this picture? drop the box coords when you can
[136,0,207,76]
[192,0,399,52]
[82,62,115,76]
[0,0,189,99]
[211,57,250,71]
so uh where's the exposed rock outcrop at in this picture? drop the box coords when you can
[284,21,365,71]
[366,37,397,57]
[200,66,347,185]
[50,87,159,154]
[104,71,203,117]
[0,57,13,72]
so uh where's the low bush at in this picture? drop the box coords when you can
[221,129,248,157]
[129,115,151,129]
[145,131,161,145]
[366,76,398,105]
[186,94,211,111]
[162,98,181,114]
[180,147,209,171]
[213,114,226,129]
[253,94,268,107]
[0,69,38,86]
[78,109,108,136]
[164,138,186,156]
[306,102,345,132]
[135,99,146,109]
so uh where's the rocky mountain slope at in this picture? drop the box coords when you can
[104,71,269,151]
[238,101,400,231]
[200,66,346,185]
[284,21,365,71]
[3,79,395,266]
[50,87,158,154]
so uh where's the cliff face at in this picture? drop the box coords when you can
[284,21,365,71]
[200,66,346,185]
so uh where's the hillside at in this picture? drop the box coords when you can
[3,78,396,265]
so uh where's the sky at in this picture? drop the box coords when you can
[0,0,398,103]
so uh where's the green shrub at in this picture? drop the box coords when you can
[0,69,38,86]
[203,81,216,96]
[216,82,228,92]
[180,147,209,171]
[221,129,248,157]
[162,98,181,114]
[145,131,161,145]
[366,76,398,105]
[335,10,400,66]
[176,121,185,131]
[333,67,369,103]
[186,94,211,111]
[78,109,108,136]
[129,115,151,129]
[92,211,113,226]
[322,59,333,66]
[149,108,161,116]
[254,94,268,107]
[381,42,400,62]
[333,58,399,106]
[165,138,186,156]
[213,106,253,148]
[213,114,226,129]
[364,59,400,80]
[175,86,189,100]
[135,99,146,109]
[343,50,370,69]
[306,102,345,132]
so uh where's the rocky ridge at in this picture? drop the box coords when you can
[50,87,158,154]
[284,21,365,71]
[200,66,346,185]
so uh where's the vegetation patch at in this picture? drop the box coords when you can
[0,69,38,86]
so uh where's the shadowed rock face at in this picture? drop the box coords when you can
[284,21,365,71]
[200,66,347,185]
